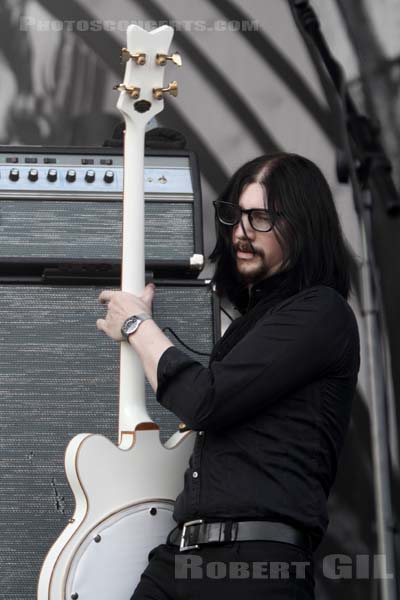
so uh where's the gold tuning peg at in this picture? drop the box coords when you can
[153,81,178,100]
[120,48,146,65]
[113,83,141,99]
[156,52,182,67]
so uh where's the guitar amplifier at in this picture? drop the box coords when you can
[0,276,220,600]
[0,146,204,277]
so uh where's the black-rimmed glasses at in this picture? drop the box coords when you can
[213,201,275,232]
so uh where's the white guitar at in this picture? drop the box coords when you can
[37,25,195,600]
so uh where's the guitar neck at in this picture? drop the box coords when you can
[121,123,146,294]
[118,122,151,445]
[114,24,176,446]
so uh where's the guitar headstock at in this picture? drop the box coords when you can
[115,25,181,128]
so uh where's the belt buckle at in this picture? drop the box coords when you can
[180,519,204,552]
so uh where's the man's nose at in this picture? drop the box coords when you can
[234,213,254,239]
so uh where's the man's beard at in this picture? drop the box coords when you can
[233,242,269,285]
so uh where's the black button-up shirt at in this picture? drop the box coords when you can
[156,279,360,550]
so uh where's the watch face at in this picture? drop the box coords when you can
[121,314,150,339]
[122,316,139,337]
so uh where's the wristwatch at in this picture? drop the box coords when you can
[121,313,152,340]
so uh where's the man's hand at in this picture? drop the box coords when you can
[96,283,155,341]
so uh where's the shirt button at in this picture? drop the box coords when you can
[192,471,199,479]
[198,431,204,436]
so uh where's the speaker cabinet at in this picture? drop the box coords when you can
[0,278,219,600]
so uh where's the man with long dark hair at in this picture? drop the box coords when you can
[97,153,360,599]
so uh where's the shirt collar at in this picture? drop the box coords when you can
[246,269,297,311]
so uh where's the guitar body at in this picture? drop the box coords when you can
[38,428,194,599]
[37,24,194,599]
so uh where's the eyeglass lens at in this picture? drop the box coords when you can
[215,202,273,232]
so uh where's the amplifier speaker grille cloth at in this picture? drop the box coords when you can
[0,200,194,260]
[0,281,217,600]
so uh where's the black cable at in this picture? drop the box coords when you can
[161,327,211,357]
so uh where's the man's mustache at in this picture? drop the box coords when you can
[233,242,261,255]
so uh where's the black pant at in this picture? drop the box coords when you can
[130,539,315,599]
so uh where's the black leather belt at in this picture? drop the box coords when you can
[167,519,312,553]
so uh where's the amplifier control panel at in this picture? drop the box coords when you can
[0,148,193,197]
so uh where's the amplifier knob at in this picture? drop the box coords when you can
[104,170,114,184]
[28,169,39,182]
[85,170,96,183]
[9,168,20,182]
[66,170,77,183]
[47,169,58,182]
